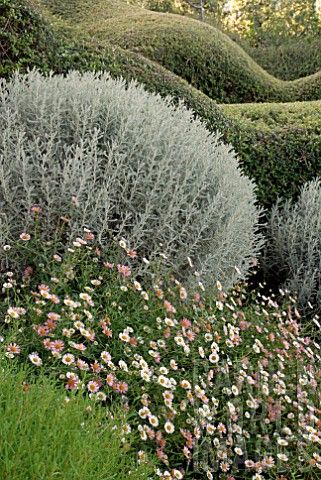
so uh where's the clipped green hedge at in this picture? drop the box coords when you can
[40,0,321,104]
[222,101,321,207]
[0,0,61,77]
[56,44,227,129]
[243,36,321,81]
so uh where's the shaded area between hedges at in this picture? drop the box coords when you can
[241,36,321,81]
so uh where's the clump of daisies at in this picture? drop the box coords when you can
[1,226,321,480]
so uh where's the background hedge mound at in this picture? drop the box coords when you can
[0,0,227,128]
[222,101,321,206]
[38,0,321,104]
[243,36,321,81]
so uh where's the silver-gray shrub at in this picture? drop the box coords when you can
[264,179,321,313]
[0,70,262,286]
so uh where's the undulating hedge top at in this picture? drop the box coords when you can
[39,0,321,104]
[0,0,227,129]
[243,36,321,81]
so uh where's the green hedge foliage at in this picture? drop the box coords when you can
[0,0,60,77]
[0,0,227,127]
[222,101,321,207]
[243,36,321,81]
[41,0,321,104]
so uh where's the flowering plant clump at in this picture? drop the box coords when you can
[1,229,321,480]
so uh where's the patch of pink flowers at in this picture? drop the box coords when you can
[2,232,321,480]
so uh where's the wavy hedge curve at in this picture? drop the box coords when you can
[41,0,321,104]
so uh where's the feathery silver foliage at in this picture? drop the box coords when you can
[264,179,321,313]
[0,71,263,286]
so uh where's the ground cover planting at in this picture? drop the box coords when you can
[1,223,321,479]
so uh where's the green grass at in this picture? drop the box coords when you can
[0,363,152,480]
[39,0,321,104]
